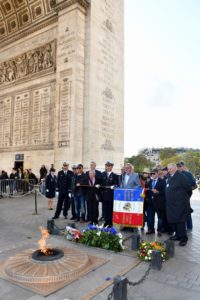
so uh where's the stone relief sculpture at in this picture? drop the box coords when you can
[0,41,55,85]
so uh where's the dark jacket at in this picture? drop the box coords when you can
[101,171,118,202]
[45,174,57,198]
[39,166,48,181]
[165,171,192,223]
[57,170,73,193]
[85,169,102,185]
[29,172,38,184]
[151,177,166,212]
[10,172,19,180]
[74,173,88,196]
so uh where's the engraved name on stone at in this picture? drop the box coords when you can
[58,77,71,147]
[58,30,76,63]
[31,87,51,145]
[0,98,12,147]
[13,93,30,146]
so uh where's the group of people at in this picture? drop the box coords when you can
[50,161,119,227]
[140,161,196,247]
[49,160,195,247]
[1,160,196,247]
[0,168,38,196]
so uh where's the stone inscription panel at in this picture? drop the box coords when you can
[13,92,30,146]
[0,97,12,148]
[58,77,71,147]
[0,84,54,150]
[31,87,51,145]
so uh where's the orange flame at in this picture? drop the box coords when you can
[38,226,49,254]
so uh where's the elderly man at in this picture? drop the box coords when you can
[120,163,141,189]
[177,161,197,231]
[165,163,192,246]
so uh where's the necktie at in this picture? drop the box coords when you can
[152,179,156,189]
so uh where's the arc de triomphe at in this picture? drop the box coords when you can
[0,0,124,173]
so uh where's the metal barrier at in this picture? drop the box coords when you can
[0,179,37,197]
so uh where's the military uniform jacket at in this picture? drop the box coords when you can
[101,171,118,202]
[57,170,73,193]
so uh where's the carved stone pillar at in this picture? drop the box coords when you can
[54,0,89,167]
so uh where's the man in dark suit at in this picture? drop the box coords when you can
[85,161,102,183]
[165,163,192,246]
[146,169,166,236]
[52,162,73,219]
[85,161,102,221]
[101,161,118,227]
[177,161,197,231]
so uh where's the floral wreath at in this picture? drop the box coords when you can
[138,241,168,262]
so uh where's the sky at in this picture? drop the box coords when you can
[124,0,200,157]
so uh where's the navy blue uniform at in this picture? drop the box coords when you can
[53,170,73,218]
[101,171,118,227]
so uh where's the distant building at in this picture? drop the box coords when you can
[139,147,200,164]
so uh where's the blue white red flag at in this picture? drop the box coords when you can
[113,188,144,227]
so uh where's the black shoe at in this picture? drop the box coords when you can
[75,218,80,222]
[146,230,155,235]
[70,217,76,220]
[64,216,67,219]
[169,235,180,241]
[52,216,59,220]
[157,231,162,237]
[168,232,174,235]
[179,240,187,246]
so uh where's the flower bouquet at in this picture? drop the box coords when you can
[138,241,168,262]
[65,224,124,252]
[80,224,124,252]
[65,226,83,241]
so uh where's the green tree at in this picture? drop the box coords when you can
[183,151,200,175]
[125,154,155,173]
[160,148,177,160]
[161,155,180,167]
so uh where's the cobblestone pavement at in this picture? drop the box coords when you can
[0,190,200,299]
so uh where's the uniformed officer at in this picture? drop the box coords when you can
[52,162,73,219]
[101,161,118,227]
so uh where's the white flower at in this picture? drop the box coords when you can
[119,238,125,250]
[96,231,101,236]
[117,233,123,239]
[98,224,104,229]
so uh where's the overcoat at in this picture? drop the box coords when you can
[45,174,57,198]
[165,171,192,223]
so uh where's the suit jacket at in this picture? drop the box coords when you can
[120,172,141,189]
[150,177,166,212]
[165,171,192,223]
[85,169,102,185]
[57,170,73,192]
[101,171,118,202]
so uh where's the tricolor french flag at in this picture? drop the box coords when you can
[113,188,144,227]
